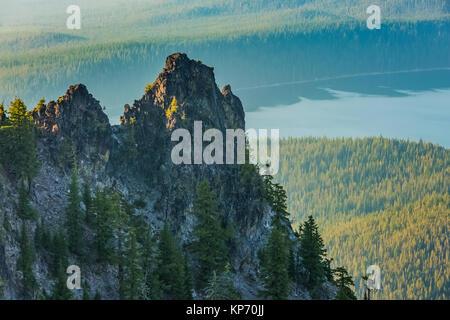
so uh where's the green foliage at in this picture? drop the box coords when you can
[263,175,289,221]
[66,165,84,256]
[50,230,69,278]
[91,190,126,263]
[82,183,93,225]
[140,230,161,300]
[259,220,291,299]
[17,179,37,221]
[278,137,449,299]
[297,216,329,294]
[278,137,449,226]
[17,223,37,299]
[50,262,73,300]
[205,265,241,300]
[0,103,7,126]
[334,267,357,300]
[119,228,144,300]
[327,194,449,300]
[259,176,292,299]
[34,219,51,251]
[82,281,91,300]
[157,223,192,300]
[0,98,39,180]
[190,180,228,290]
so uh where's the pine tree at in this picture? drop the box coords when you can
[51,262,73,300]
[334,267,357,300]
[259,176,291,299]
[82,183,93,225]
[259,218,291,299]
[191,180,228,289]
[17,223,37,299]
[156,223,190,299]
[92,190,116,263]
[34,220,43,250]
[0,103,7,126]
[66,165,84,256]
[17,179,37,221]
[6,98,39,180]
[119,228,143,299]
[0,274,4,299]
[182,254,193,300]
[51,230,69,277]
[205,264,241,300]
[82,280,91,300]
[298,215,328,295]
[141,231,161,300]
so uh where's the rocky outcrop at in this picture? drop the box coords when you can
[0,53,333,300]
[31,84,113,173]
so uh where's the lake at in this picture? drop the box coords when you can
[246,86,450,148]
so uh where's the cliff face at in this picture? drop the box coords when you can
[0,53,325,299]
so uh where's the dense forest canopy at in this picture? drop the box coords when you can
[277,137,449,299]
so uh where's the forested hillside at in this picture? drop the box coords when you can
[277,137,449,299]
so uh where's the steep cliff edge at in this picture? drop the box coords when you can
[0,53,333,299]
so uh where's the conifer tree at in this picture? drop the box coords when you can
[298,215,328,294]
[82,183,93,225]
[182,254,193,300]
[66,164,84,256]
[17,179,37,221]
[34,220,51,251]
[17,223,37,299]
[51,230,69,277]
[259,218,291,299]
[205,264,241,300]
[82,280,91,300]
[157,223,190,299]
[6,98,39,180]
[0,103,7,126]
[191,180,228,289]
[0,274,4,299]
[334,267,357,300]
[92,190,116,263]
[51,263,73,300]
[259,175,291,299]
[141,231,161,300]
[119,228,143,299]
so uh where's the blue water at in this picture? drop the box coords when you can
[246,88,450,148]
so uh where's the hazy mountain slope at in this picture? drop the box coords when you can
[277,137,449,299]
[1,0,448,114]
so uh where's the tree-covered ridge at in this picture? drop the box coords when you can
[326,194,449,300]
[278,137,449,226]
[277,137,449,299]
